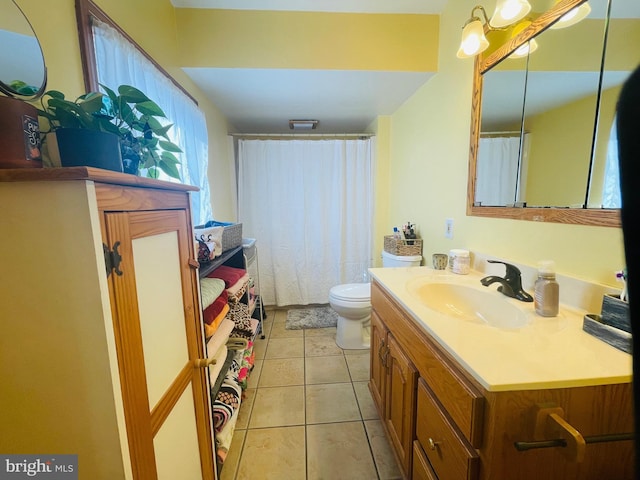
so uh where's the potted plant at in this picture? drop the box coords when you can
[37,85,182,179]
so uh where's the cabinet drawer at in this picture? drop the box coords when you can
[416,379,478,480]
[413,441,438,480]
[371,282,484,447]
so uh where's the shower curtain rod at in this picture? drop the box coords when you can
[229,133,375,139]
[480,130,530,137]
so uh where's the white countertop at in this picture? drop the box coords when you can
[369,266,632,392]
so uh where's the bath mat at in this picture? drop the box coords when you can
[285,306,338,330]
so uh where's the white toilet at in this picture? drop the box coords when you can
[329,251,422,349]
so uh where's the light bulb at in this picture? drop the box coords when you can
[490,0,532,28]
[550,2,592,29]
[456,19,490,58]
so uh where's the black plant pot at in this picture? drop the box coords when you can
[53,128,123,173]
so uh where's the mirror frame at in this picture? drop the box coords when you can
[466,0,621,227]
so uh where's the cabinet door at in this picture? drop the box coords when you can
[105,209,214,480]
[385,334,418,477]
[369,310,388,415]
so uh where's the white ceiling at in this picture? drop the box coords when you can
[172,0,446,133]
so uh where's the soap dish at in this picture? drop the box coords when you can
[582,314,632,354]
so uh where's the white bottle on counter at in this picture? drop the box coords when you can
[534,260,559,317]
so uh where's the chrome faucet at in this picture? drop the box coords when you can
[480,260,533,302]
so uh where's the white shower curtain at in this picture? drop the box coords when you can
[475,136,521,206]
[237,138,374,306]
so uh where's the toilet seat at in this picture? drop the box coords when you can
[329,283,371,302]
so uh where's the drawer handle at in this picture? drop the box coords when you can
[428,438,441,451]
[379,344,389,368]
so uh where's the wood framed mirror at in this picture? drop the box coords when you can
[466,0,632,227]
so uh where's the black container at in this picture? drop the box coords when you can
[53,128,123,173]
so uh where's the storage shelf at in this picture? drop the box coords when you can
[198,246,243,278]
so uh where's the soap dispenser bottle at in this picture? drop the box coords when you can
[534,261,559,317]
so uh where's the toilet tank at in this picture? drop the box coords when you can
[382,250,422,267]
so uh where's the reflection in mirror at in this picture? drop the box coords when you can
[476,57,528,206]
[0,0,46,98]
[467,0,624,227]
[521,3,606,208]
[588,1,640,208]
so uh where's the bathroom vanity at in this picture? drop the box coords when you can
[368,267,633,480]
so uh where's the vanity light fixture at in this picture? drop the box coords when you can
[289,119,319,130]
[489,0,532,28]
[549,1,591,29]
[456,6,491,58]
[508,20,538,59]
[457,1,532,59]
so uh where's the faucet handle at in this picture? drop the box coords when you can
[487,260,522,281]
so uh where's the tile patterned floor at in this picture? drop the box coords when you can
[219,307,402,480]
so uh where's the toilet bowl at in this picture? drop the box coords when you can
[330,283,372,349]
[330,252,422,349]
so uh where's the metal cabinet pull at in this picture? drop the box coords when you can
[428,437,441,451]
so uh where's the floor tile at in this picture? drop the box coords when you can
[270,319,304,339]
[306,422,378,480]
[345,352,370,382]
[258,357,305,387]
[235,389,255,430]
[305,335,343,357]
[264,337,304,359]
[365,419,403,480]
[304,326,337,337]
[353,381,379,420]
[246,359,262,389]
[220,429,246,480]
[236,426,306,480]
[305,355,351,384]
[306,383,361,424]
[343,347,370,355]
[252,336,268,360]
[248,385,305,428]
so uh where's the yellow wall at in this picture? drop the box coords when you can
[387,0,625,286]
[14,0,236,220]
[175,9,439,71]
[524,93,597,207]
[9,0,626,284]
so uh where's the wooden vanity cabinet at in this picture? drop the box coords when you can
[370,310,417,476]
[369,279,634,480]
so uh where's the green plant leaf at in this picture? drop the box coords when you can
[159,159,181,179]
[160,151,181,164]
[159,140,182,153]
[78,93,105,115]
[146,166,160,179]
[118,85,150,104]
[136,100,166,117]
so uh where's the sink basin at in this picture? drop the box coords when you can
[408,282,530,329]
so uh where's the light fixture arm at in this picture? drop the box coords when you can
[469,5,491,27]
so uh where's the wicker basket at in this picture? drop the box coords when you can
[384,235,423,256]
[197,220,243,251]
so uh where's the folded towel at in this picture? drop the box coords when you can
[206,318,235,357]
[205,304,230,338]
[203,290,228,325]
[226,273,250,302]
[200,278,226,310]
[207,265,246,288]
[207,344,228,387]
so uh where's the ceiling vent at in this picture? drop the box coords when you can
[289,119,319,130]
